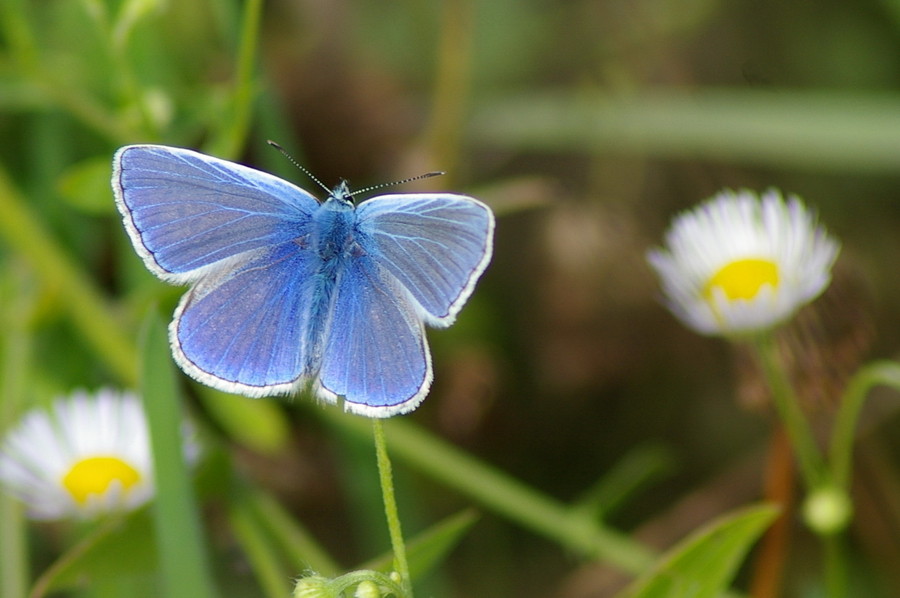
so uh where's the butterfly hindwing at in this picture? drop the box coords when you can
[356,194,494,325]
[171,242,318,396]
[317,257,431,416]
[113,145,319,282]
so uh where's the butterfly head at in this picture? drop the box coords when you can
[329,180,355,207]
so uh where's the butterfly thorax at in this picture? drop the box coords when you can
[312,193,361,262]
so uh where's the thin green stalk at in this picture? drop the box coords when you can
[0,496,26,598]
[752,334,826,489]
[0,0,38,72]
[373,419,413,597]
[823,535,847,598]
[107,10,162,141]
[830,360,900,489]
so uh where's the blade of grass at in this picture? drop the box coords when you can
[229,489,293,598]
[424,0,475,179]
[206,0,264,159]
[472,90,900,173]
[139,312,217,598]
[0,265,34,598]
[573,443,677,521]
[243,485,340,577]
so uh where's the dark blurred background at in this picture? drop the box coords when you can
[3,0,900,596]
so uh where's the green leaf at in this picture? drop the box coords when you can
[362,509,480,580]
[619,504,779,598]
[406,509,479,580]
[57,156,115,215]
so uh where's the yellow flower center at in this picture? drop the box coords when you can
[704,258,779,303]
[62,456,141,505]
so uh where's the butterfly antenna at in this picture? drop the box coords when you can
[267,140,331,195]
[349,171,445,198]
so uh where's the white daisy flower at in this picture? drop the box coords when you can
[647,189,839,336]
[0,389,193,520]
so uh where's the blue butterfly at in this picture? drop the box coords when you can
[113,145,494,417]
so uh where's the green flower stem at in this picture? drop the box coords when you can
[372,419,413,597]
[752,334,826,489]
[0,167,138,385]
[107,15,162,142]
[823,535,847,598]
[830,360,900,489]
[323,411,655,574]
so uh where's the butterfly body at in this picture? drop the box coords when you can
[113,145,494,417]
[303,187,371,378]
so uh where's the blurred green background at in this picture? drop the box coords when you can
[2,0,900,596]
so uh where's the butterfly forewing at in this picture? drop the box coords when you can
[356,194,495,325]
[113,145,319,282]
